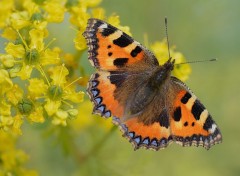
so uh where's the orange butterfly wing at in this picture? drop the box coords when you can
[170,77,222,149]
[114,116,172,150]
[83,18,158,70]
[87,71,124,118]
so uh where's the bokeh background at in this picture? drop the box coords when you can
[9,0,240,175]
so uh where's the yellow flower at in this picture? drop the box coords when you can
[1,27,18,40]
[49,65,69,86]
[29,28,45,51]
[0,69,13,95]
[43,1,65,23]
[69,4,90,28]
[0,131,38,175]
[18,98,45,123]
[0,0,14,28]
[171,51,191,81]
[63,53,78,69]
[5,43,25,58]
[0,54,15,68]
[10,11,31,30]
[92,7,105,19]
[52,109,68,126]
[28,106,45,123]
[0,100,11,116]
[81,0,102,8]
[0,115,13,131]
[74,30,87,50]
[17,64,33,80]
[28,78,48,99]
[12,115,23,135]
[63,88,84,103]
[44,100,61,116]
[5,29,60,80]
[43,65,84,125]
[23,0,40,16]
[108,15,132,36]
[6,84,23,105]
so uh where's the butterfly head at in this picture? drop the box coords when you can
[149,58,175,89]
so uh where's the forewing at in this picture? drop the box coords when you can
[83,18,158,70]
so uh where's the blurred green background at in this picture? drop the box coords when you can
[17,0,240,175]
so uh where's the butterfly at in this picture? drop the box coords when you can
[83,18,222,150]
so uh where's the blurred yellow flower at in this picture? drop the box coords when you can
[92,7,105,19]
[43,1,65,23]
[0,69,13,95]
[1,27,17,40]
[28,78,48,98]
[0,0,14,28]
[5,43,25,58]
[44,99,61,116]
[0,131,38,175]
[81,0,102,7]
[28,106,45,123]
[108,15,132,36]
[52,109,68,126]
[10,11,31,30]
[6,84,23,105]
[0,54,15,68]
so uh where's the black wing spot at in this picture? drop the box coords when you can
[107,45,111,48]
[181,92,192,104]
[184,121,188,126]
[203,114,214,131]
[113,34,133,47]
[191,122,195,126]
[113,58,128,67]
[101,27,116,37]
[157,109,169,128]
[130,46,142,57]
[191,100,205,120]
[109,71,128,88]
[108,52,112,56]
[173,106,182,121]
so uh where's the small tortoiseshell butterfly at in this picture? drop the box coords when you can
[83,18,222,150]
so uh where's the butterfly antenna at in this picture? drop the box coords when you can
[176,58,218,65]
[165,17,171,60]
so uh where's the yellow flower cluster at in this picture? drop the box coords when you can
[0,131,38,176]
[0,0,89,134]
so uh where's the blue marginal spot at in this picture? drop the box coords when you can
[128,132,134,138]
[94,97,102,104]
[134,136,141,144]
[120,124,128,131]
[151,139,158,147]
[159,138,166,146]
[91,89,99,97]
[209,135,213,141]
[142,138,150,145]
[92,80,99,87]
[97,105,105,113]
[112,116,120,122]
[104,110,111,118]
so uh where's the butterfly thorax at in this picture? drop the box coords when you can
[149,59,175,89]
